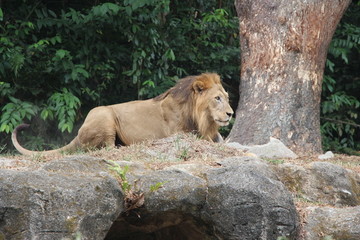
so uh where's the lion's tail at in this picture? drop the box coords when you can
[12,123,80,156]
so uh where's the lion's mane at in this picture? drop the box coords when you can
[154,73,222,141]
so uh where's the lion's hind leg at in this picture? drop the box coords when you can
[77,106,118,150]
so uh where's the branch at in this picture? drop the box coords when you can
[321,117,360,128]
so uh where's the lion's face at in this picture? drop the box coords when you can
[206,84,234,126]
[195,83,234,127]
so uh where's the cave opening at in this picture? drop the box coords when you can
[104,211,216,240]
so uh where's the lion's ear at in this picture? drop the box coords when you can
[193,74,214,93]
[193,80,205,93]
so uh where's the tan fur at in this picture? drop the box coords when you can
[12,73,234,155]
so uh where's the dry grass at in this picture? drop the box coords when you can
[282,154,360,174]
[2,132,359,173]
[89,133,246,170]
[0,133,246,170]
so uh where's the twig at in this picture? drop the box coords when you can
[321,117,360,128]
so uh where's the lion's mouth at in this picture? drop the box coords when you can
[215,119,230,126]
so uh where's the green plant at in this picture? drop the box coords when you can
[42,88,81,133]
[150,181,167,192]
[74,231,82,240]
[174,135,191,160]
[108,160,130,193]
[0,97,38,133]
[265,159,285,165]
[107,159,146,213]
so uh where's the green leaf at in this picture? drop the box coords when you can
[48,9,57,18]
[165,49,175,61]
[41,109,49,120]
[55,49,68,59]
[76,68,89,78]
[0,123,7,132]
[0,8,3,21]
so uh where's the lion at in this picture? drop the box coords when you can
[12,73,234,155]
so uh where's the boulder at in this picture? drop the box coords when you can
[275,162,360,206]
[0,156,123,240]
[318,151,335,160]
[107,156,299,240]
[201,157,298,240]
[303,206,360,240]
[0,155,298,240]
[227,137,298,159]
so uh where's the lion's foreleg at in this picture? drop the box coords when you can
[214,132,224,142]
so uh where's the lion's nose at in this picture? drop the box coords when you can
[226,112,233,118]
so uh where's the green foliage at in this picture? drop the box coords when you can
[108,160,131,193]
[321,2,360,152]
[265,159,285,165]
[0,97,38,133]
[43,88,81,133]
[0,0,239,152]
[149,181,167,192]
[174,135,191,160]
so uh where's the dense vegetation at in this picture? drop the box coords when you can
[0,0,359,154]
[321,1,360,153]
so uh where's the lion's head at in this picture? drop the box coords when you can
[156,73,233,141]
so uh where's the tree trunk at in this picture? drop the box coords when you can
[228,0,351,154]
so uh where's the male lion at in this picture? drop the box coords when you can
[12,73,234,155]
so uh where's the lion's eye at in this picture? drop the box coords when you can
[215,96,221,101]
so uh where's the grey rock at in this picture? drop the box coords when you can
[216,156,279,180]
[140,169,208,213]
[107,156,299,240]
[318,151,334,160]
[111,158,359,240]
[163,163,211,178]
[225,141,247,150]
[227,137,298,159]
[0,156,123,240]
[303,206,360,240]
[201,160,298,240]
[5,155,343,240]
[275,162,360,206]
[0,158,34,170]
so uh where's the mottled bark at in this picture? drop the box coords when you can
[228,0,351,154]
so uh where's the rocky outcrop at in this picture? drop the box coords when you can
[1,135,359,240]
[226,137,298,159]
[303,206,360,240]
[0,155,298,240]
[0,157,123,240]
[275,161,360,206]
[275,161,360,240]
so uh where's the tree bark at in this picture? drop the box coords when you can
[228,0,351,154]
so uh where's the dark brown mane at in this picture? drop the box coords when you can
[153,73,221,103]
[153,75,195,103]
